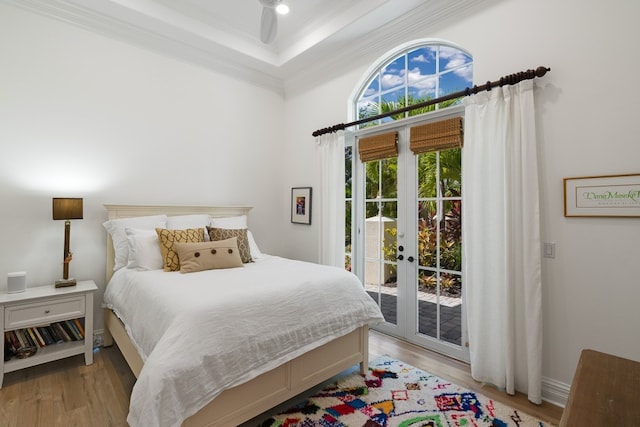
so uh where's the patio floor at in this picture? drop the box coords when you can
[366,285,462,346]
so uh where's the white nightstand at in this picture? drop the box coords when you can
[0,280,98,388]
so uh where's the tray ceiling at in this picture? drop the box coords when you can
[7,0,490,92]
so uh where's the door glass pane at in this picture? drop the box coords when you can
[439,148,461,197]
[364,160,398,326]
[418,269,437,338]
[440,272,462,345]
[365,162,380,199]
[417,152,437,198]
[345,199,352,269]
[418,201,437,269]
[364,209,398,326]
[380,157,397,198]
[440,200,462,272]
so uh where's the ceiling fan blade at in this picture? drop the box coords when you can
[260,6,277,44]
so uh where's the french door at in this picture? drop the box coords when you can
[349,109,469,362]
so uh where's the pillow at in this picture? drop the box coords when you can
[156,228,205,272]
[209,215,247,229]
[167,214,211,241]
[103,215,168,271]
[209,215,264,259]
[207,227,252,263]
[174,238,243,273]
[247,231,264,260]
[125,228,163,270]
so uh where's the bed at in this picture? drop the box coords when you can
[101,204,384,427]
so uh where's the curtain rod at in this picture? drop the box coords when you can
[311,66,550,137]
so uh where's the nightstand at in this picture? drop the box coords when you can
[0,280,98,388]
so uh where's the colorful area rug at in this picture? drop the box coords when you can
[260,356,554,427]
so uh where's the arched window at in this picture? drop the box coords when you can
[353,41,472,127]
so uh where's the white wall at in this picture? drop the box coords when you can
[3,0,640,405]
[0,3,286,329]
[282,0,640,401]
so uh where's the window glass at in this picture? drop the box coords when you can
[356,43,472,127]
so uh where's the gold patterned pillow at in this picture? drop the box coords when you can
[156,228,205,271]
[174,238,243,273]
[206,227,252,263]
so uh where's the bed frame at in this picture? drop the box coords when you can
[102,204,369,427]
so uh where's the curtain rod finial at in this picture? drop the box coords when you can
[535,66,550,77]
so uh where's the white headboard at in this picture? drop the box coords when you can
[104,204,253,283]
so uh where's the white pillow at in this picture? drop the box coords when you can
[210,215,264,259]
[247,231,264,259]
[125,228,163,270]
[103,214,167,271]
[167,214,211,241]
[210,215,248,229]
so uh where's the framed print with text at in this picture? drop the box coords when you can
[564,173,640,217]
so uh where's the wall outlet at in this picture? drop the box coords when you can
[93,330,104,348]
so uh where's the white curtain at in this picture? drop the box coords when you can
[316,131,345,267]
[462,80,543,403]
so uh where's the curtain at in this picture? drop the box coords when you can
[462,79,543,403]
[316,131,345,267]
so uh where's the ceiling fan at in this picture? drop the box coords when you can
[259,0,289,44]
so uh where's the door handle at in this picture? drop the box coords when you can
[397,254,404,261]
[407,256,415,263]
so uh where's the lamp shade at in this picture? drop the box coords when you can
[52,198,83,220]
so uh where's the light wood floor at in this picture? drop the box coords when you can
[0,331,563,426]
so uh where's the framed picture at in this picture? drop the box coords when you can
[564,173,640,217]
[291,187,312,224]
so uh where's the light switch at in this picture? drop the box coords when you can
[543,242,556,258]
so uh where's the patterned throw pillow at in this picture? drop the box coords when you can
[173,238,243,273]
[206,227,252,263]
[156,228,205,271]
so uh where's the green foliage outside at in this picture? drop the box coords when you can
[346,95,463,297]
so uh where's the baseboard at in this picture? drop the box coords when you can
[93,329,104,348]
[542,376,570,407]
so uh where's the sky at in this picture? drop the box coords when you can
[358,44,473,121]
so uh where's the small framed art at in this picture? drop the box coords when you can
[564,173,640,217]
[291,187,312,224]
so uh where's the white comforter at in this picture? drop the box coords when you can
[102,255,384,427]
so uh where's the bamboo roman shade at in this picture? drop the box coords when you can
[358,131,398,162]
[409,117,463,154]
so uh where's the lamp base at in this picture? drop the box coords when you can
[55,278,77,288]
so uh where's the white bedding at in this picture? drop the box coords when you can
[102,255,384,427]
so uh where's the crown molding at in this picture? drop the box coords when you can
[4,0,494,95]
[5,0,285,94]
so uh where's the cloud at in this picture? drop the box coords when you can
[381,71,404,90]
[411,53,433,63]
[408,70,436,98]
[364,87,377,97]
[453,64,473,82]
[440,46,470,70]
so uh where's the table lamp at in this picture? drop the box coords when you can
[52,197,83,287]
